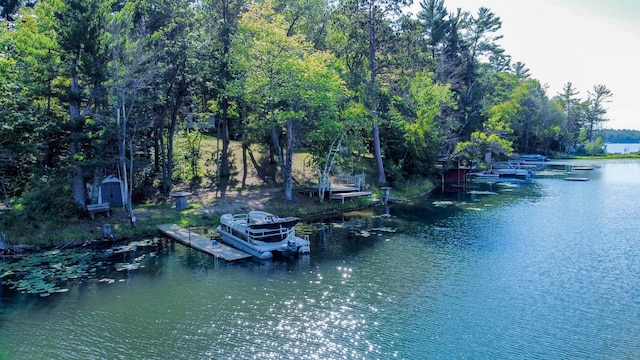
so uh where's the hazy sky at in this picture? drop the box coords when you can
[409,0,640,130]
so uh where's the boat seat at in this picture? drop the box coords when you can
[247,211,276,224]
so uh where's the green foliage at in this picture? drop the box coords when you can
[1,174,79,233]
[173,130,205,184]
[0,0,624,245]
[408,71,454,137]
[384,70,455,178]
[575,131,605,156]
[232,0,349,199]
[601,129,640,143]
[0,5,67,199]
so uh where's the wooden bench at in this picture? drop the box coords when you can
[329,191,372,204]
[87,203,111,220]
[299,188,319,197]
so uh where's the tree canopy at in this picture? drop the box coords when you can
[0,0,614,218]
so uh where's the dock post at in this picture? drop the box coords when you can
[381,187,392,204]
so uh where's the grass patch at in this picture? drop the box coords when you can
[0,137,440,247]
[573,153,640,160]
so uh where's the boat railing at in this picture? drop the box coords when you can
[224,213,299,242]
[333,173,366,191]
[492,161,537,170]
[226,216,290,236]
[246,225,294,242]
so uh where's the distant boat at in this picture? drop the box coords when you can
[491,161,535,179]
[518,154,548,162]
[217,211,310,259]
[493,168,533,179]
[470,171,500,179]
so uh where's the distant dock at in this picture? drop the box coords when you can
[157,224,252,261]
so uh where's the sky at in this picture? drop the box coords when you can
[408,0,640,130]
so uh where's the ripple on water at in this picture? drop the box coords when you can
[2,161,640,359]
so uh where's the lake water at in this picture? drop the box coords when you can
[606,143,640,154]
[1,159,640,359]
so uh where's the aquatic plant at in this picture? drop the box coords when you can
[0,238,159,297]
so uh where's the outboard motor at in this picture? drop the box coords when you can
[287,240,297,254]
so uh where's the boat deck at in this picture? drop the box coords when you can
[157,224,252,261]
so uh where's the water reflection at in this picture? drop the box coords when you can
[2,160,640,359]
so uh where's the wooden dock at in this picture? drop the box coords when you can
[157,224,252,261]
[564,177,590,181]
[300,185,361,198]
[330,191,373,204]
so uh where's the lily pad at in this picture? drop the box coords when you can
[371,227,397,233]
[114,262,142,271]
[2,238,157,296]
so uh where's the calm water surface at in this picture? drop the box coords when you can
[606,143,640,154]
[1,159,639,359]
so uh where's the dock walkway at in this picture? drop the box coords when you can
[157,224,252,261]
[329,191,373,204]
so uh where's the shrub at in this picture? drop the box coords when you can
[16,175,80,225]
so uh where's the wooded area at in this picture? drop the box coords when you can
[1,0,614,221]
[601,129,640,143]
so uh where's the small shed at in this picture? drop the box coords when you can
[438,158,475,193]
[99,175,125,207]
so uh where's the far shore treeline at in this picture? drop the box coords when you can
[601,129,640,144]
[0,0,624,226]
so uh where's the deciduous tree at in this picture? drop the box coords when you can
[333,0,410,184]
[233,0,347,200]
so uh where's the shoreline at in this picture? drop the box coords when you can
[0,184,430,257]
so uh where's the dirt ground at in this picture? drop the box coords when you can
[174,138,319,216]
[191,186,296,215]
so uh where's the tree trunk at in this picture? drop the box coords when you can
[269,120,294,201]
[165,105,179,193]
[69,53,86,209]
[242,141,248,188]
[318,135,342,201]
[218,0,233,181]
[372,122,385,183]
[117,106,128,210]
[219,98,231,179]
[158,117,168,192]
[246,147,267,181]
[153,126,160,171]
[283,119,294,201]
[240,98,248,188]
[161,86,186,194]
[368,3,386,184]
